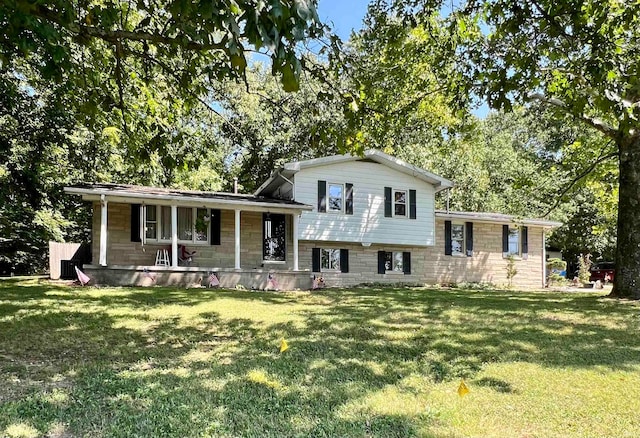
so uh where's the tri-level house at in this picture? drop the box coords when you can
[65,150,561,288]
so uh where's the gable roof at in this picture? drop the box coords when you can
[255,149,455,196]
[65,183,312,213]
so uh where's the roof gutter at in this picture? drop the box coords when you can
[64,187,313,211]
[435,211,562,229]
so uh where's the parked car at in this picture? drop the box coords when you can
[590,262,615,283]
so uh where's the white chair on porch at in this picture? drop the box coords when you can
[155,249,170,266]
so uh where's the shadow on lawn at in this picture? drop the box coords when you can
[0,279,639,437]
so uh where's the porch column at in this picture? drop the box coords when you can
[171,205,178,268]
[99,194,108,266]
[292,213,299,271]
[234,209,241,269]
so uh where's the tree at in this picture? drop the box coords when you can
[215,64,346,192]
[1,1,325,94]
[0,1,329,273]
[342,5,465,152]
[380,0,639,298]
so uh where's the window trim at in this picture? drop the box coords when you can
[143,205,211,245]
[327,182,345,213]
[450,222,466,257]
[392,189,408,218]
[320,248,341,272]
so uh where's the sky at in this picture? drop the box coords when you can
[317,0,370,40]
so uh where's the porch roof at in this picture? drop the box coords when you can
[65,183,313,213]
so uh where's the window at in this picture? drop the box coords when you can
[263,213,286,261]
[508,227,520,256]
[313,248,349,273]
[177,207,192,240]
[318,180,353,214]
[144,206,210,244]
[384,251,404,272]
[328,183,344,212]
[145,205,157,239]
[394,190,407,217]
[195,208,209,242]
[385,188,416,219]
[379,251,411,274]
[502,225,528,259]
[321,249,341,271]
[451,224,465,256]
[160,206,171,240]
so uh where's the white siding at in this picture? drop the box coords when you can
[294,161,436,246]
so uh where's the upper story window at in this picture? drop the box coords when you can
[144,206,209,244]
[394,190,407,217]
[328,183,344,212]
[384,187,416,219]
[318,180,353,214]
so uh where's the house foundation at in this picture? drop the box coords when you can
[83,265,314,290]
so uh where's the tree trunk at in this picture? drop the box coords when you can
[610,135,640,299]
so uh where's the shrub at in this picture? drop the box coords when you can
[505,255,518,287]
[546,258,567,286]
[577,254,592,284]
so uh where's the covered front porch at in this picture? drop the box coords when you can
[65,183,313,288]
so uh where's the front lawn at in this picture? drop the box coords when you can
[1,279,639,437]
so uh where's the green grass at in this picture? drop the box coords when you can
[1,279,639,437]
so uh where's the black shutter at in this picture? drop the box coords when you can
[502,225,509,256]
[465,222,473,257]
[131,204,141,242]
[409,190,417,219]
[318,180,326,212]
[444,220,452,255]
[403,252,411,274]
[312,248,321,272]
[522,226,529,260]
[345,183,354,215]
[340,249,349,273]
[384,187,392,217]
[210,209,221,245]
[378,251,386,274]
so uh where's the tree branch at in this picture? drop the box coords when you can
[528,93,618,138]
[31,4,228,52]
[542,145,617,217]
[128,49,247,138]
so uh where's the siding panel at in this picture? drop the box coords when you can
[295,161,436,246]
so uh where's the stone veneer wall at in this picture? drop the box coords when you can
[92,202,294,269]
[299,219,544,289]
[93,203,545,289]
